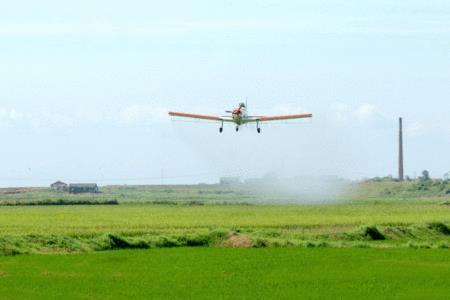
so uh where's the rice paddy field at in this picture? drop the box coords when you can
[0,182,449,299]
[0,248,448,300]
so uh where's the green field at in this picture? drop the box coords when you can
[0,182,449,299]
[0,201,449,254]
[2,179,448,205]
[0,248,449,299]
[0,183,449,255]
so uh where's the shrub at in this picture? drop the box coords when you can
[406,241,418,249]
[271,241,282,247]
[253,239,269,248]
[427,223,450,235]
[382,188,392,196]
[315,241,329,248]
[108,234,149,249]
[353,242,369,248]
[155,237,179,248]
[405,241,431,249]
[437,242,449,249]
[178,234,211,247]
[414,181,430,191]
[0,244,22,256]
[361,226,385,241]
[305,242,315,248]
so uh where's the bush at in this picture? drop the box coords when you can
[414,181,430,191]
[315,241,329,248]
[305,242,315,248]
[353,242,369,248]
[155,237,179,248]
[437,242,449,249]
[178,234,211,247]
[406,241,430,249]
[0,243,22,256]
[427,223,450,235]
[381,188,392,196]
[108,234,149,249]
[407,241,418,249]
[361,226,385,241]
[253,239,269,248]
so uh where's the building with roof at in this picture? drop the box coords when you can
[50,181,68,192]
[68,183,99,194]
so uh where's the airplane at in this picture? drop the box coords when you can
[168,102,312,133]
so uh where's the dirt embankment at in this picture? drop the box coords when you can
[219,234,253,248]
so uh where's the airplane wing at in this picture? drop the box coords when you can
[168,111,233,122]
[247,113,313,122]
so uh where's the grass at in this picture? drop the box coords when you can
[0,185,262,205]
[0,183,449,254]
[2,179,449,204]
[0,248,449,300]
[0,201,449,254]
[354,179,450,199]
[0,183,449,299]
[0,201,449,235]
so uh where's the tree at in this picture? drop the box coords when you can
[444,172,450,181]
[420,170,430,181]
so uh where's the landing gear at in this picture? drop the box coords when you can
[235,126,239,132]
[219,121,223,133]
[256,121,261,133]
[257,128,261,133]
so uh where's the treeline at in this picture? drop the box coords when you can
[368,170,449,182]
[362,171,450,198]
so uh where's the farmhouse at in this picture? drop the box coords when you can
[50,181,68,191]
[68,183,99,194]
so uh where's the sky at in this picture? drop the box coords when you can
[0,0,449,186]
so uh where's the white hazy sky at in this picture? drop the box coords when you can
[0,0,449,186]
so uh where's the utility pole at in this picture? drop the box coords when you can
[398,117,404,181]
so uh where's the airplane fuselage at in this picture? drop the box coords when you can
[231,106,248,125]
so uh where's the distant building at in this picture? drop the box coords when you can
[220,177,241,185]
[68,183,99,194]
[50,181,68,191]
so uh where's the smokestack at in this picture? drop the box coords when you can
[398,117,404,181]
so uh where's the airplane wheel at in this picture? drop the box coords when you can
[257,128,261,133]
[236,127,239,132]
[219,127,223,133]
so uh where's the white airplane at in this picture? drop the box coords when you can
[169,102,312,133]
